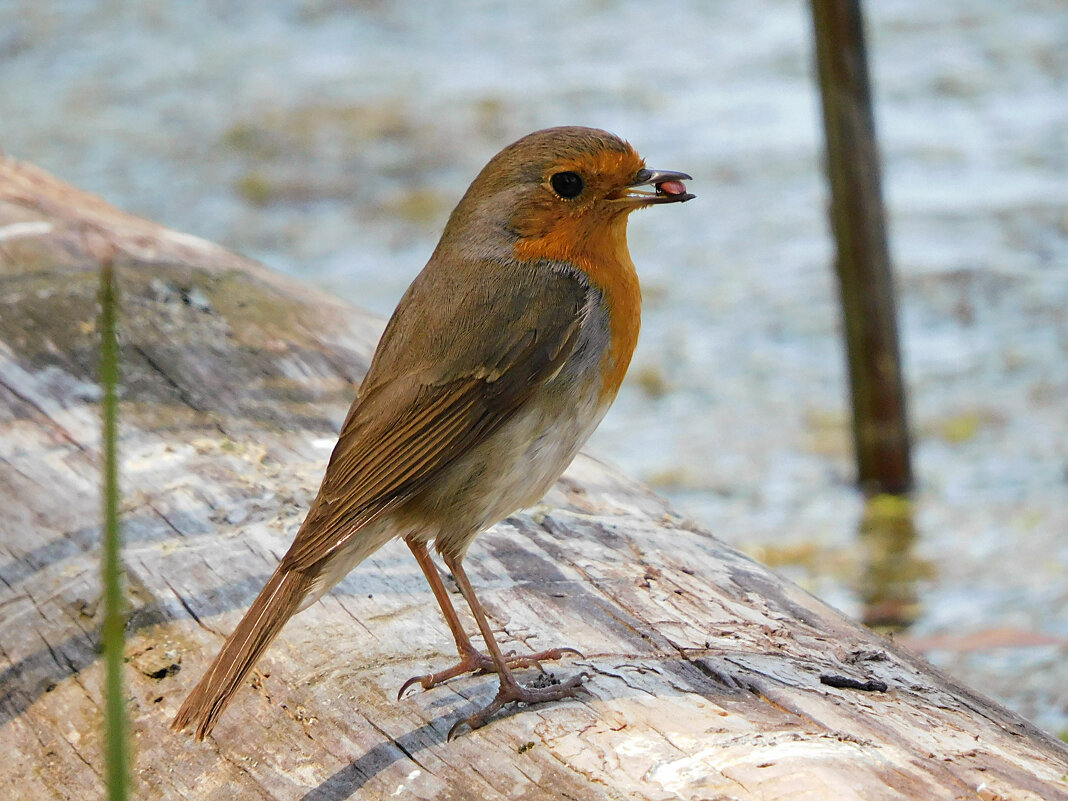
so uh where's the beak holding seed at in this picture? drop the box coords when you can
[655,179,689,197]
[611,168,695,205]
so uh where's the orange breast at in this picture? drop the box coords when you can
[513,213,641,397]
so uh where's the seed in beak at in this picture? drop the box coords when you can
[656,180,688,196]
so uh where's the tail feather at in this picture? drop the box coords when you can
[171,568,312,740]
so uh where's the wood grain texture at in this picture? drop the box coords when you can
[1,154,1066,800]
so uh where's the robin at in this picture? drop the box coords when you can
[171,126,693,740]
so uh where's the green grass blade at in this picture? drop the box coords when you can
[99,256,129,801]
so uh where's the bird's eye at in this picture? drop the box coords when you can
[550,171,584,199]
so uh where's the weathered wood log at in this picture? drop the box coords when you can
[1,154,1065,801]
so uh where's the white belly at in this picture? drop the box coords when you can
[422,370,612,557]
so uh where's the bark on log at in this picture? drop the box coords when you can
[1,154,1066,801]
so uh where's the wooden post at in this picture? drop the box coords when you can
[810,0,912,494]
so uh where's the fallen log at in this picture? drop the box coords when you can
[1,154,1065,801]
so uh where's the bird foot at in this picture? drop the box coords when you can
[398,646,582,700]
[447,671,589,740]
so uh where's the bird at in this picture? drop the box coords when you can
[171,125,693,741]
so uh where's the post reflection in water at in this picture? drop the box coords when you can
[857,494,933,633]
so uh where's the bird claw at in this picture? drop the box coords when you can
[399,645,582,699]
[446,671,589,740]
[397,673,434,700]
[552,646,585,660]
[397,650,495,700]
[446,715,470,742]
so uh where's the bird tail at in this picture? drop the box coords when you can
[171,567,313,740]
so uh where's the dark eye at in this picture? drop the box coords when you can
[550,171,584,199]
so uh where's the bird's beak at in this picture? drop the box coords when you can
[610,168,695,205]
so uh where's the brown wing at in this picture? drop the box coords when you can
[281,260,590,571]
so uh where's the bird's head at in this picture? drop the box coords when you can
[437,126,692,267]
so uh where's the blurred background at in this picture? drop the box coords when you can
[1,0,1064,735]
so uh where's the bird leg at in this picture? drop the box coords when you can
[441,552,588,739]
[398,538,578,699]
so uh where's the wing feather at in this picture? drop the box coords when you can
[281,266,589,571]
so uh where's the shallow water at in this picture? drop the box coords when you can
[2,0,1065,734]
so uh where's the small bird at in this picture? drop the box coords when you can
[171,126,693,740]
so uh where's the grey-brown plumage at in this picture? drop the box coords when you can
[170,570,312,739]
[171,126,692,739]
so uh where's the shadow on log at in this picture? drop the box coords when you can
[1,154,1065,800]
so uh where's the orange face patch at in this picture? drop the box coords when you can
[510,145,646,398]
